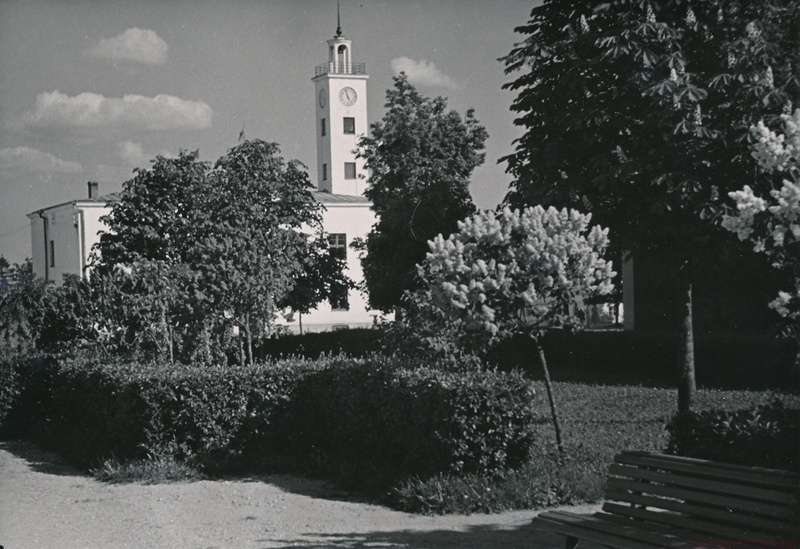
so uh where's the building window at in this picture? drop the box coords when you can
[344,162,356,179]
[329,233,347,259]
[329,233,349,310]
[321,118,326,136]
[49,240,55,268]
[343,117,355,134]
[322,163,327,181]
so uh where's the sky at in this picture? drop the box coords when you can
[0,0,538,265]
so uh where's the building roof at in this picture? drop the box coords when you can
[311,191,369,204]
[78,193,123,204]
[29,190,368,216]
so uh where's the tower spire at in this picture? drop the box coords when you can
[336,0,343,37]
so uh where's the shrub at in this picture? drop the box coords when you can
[0,354,23,436]
[489,330,797,390]
[665,400,799,471]
[0,353,53,439]
[26,352,537,490]
[32,354,332,471]
[258,328,384,359]
[278,356,537,493]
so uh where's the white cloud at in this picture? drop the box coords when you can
[21,91,213,131]
[115,140,173,167]
[391,57,458,89]
[116,140,147,165]
[0,147,83,174]
[86,28,168,65]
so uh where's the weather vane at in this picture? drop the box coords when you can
[336,0,343,37]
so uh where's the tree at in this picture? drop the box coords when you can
[501,0,799,411]
[413,206,615,453]
[0,260,49,353]
[93,140,347,364]
[723,109,800,376]
[357,73,489,313]
[94,150,208,270]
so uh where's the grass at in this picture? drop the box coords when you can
[91,454,204,484]
[392,382,799,514]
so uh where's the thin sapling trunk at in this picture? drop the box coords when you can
[532,335,565,455]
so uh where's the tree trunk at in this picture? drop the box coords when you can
[160,307,173,365]
[203,320,212,365]
[676,260,696,413]
[167,322,174,365]
[532,336,565,455]
[245,313,253,366]
[299,312,303,336]
[238,323,245,366]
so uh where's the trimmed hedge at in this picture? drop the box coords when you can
[14,353,538,494]
[28,356,327,471]
[277,357,537,491]
[665,400,799,471]
[0,353,52,439]
[490,330,797,390]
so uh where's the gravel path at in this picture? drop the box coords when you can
[0,440,602,548]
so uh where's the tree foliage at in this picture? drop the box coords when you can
[0,260,49,353]
[502,0,799,246]
[92,140,347,364]
[501,0,799,411]
[357,73,489,312]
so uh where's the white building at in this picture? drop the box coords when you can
[27,182,114,285]
[29,22,383,333]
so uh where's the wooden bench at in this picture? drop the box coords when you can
[533,451,799,548]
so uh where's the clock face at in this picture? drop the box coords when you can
[339,87,357,106]
[318,89,326,108]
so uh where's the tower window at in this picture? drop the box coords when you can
[343,117,355,134]
[328,233,349,310]
[321,118,326,136]
[344,162,356,179]
[322,163,328,181]
[49,240,55,268]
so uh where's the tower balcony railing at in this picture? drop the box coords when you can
[315,62,367,77]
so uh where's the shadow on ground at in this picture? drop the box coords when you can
[1,438,377,506]
[229,472,377,505]
[253,522,570,549]
[0,439,84,477]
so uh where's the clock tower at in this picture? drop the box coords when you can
[312,11,369,196]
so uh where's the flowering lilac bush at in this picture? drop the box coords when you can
[419,206,615,345]
[722,109,800,324]
[412,205,615,452]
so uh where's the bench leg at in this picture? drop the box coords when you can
[565,535,579,549]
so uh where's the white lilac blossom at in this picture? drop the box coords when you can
[418,206,615,338]
[722,109,800,320]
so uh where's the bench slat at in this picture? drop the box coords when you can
[605,489,797,537]
[535,511,705,549]
[602,502,792,547]
[606,477,796,520]
[609,463,797,505]
[534,452,800,549]
[617,452,799,490]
